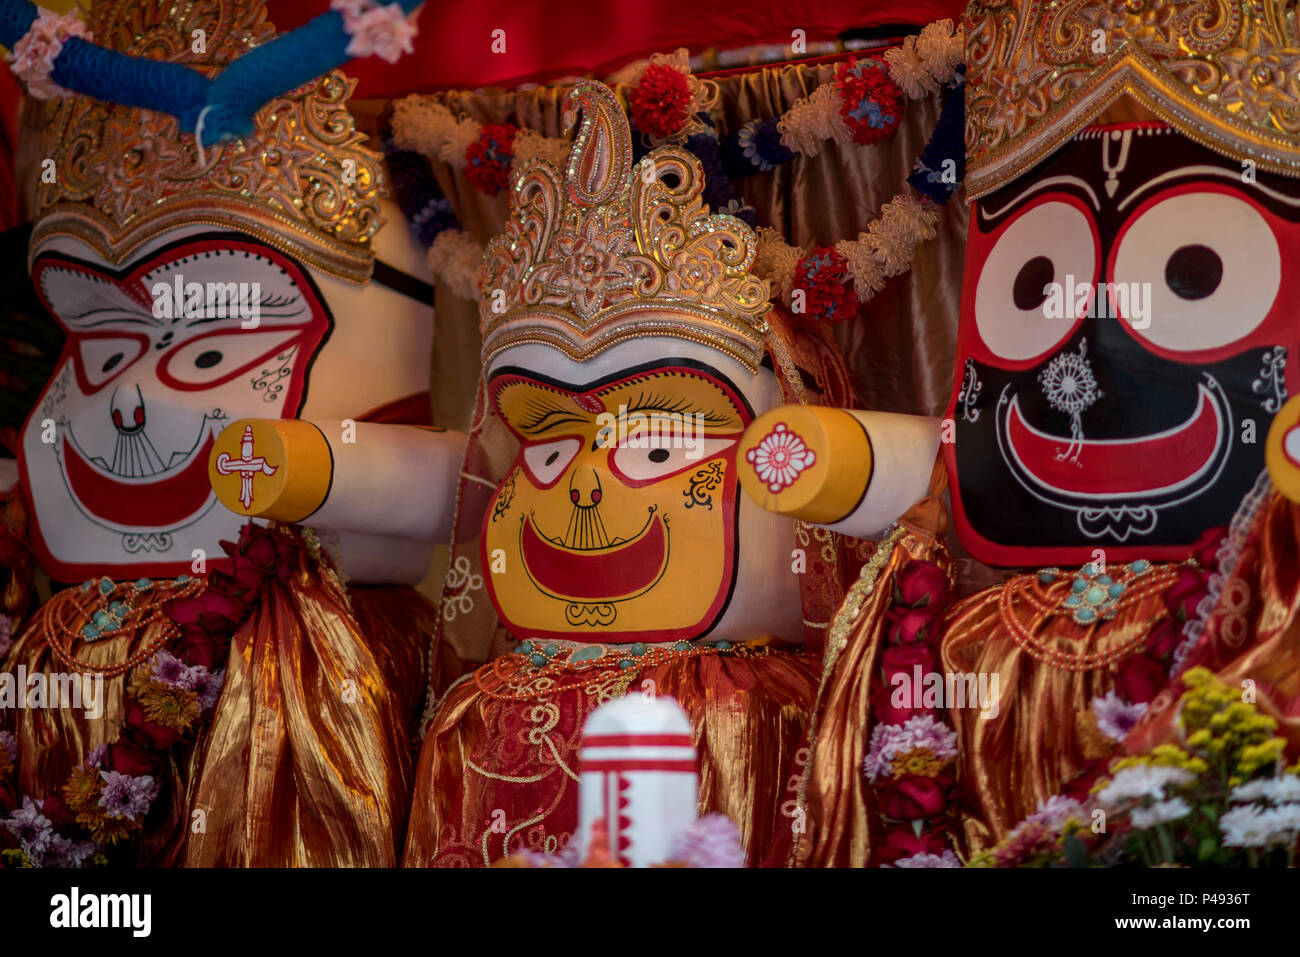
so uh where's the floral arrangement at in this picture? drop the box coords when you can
[973,668,1300,867]
[495,813,746,868]
[862,558,963,867]
[0,524,303,866]
[389,18,965,314]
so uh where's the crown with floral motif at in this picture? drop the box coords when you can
[965,0,1300,199]
[32,0,384,283]
[480,80,772,371]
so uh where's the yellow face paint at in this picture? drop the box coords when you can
[483,362,752,643]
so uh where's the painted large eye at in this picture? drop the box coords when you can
[974,200,1098,361]
[75,336,147,389]
[1111,191,1280,352]
[522,437,581,486]
[160,329,301,388]
[612,432,735,482]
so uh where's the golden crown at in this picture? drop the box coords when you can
[31,0,384,283]
[965,0,1300,199]
[480,80,772,371]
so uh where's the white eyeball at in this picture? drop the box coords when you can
[1111,191,1280,352]
[973,200,1098,362]
[522,437,581,486]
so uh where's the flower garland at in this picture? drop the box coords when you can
[0,0,423,143]
[0,524,301,866]
[861,558,963,867]
[389,19,965,320]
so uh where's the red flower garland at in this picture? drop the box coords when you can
[793,246,858,324]
[628,62,692,140]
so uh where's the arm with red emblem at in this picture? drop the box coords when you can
[736,405,940,537]
[207,417,465,549]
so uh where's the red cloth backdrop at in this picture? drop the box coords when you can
[266,0,967,95]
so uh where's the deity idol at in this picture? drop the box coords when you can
[731,0,1300,858]
[0,0,461,866]
[400,80,868,867]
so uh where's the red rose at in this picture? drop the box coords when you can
[873,643,937,723]
[793,247,858,324]
[174,624,223,671]
[464,123,518,196]
[123,700,182,750]
[895,560,948,609]
[1144,618,1182,660]
[1165,567,1210,621]
[105,738,155,777]
[1191,525,1228,570]
[877,772,953,820]
[41,794,76,827]
[872,823,951,866]
[1112,653,1167,704]
[886,604,945,647]
[628,62,692,139]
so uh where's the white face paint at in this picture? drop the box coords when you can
[21,229,332,580]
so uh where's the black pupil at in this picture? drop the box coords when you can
[1013,256,1055,311]
[101,353,124,374]
[195,350,223,369]
[648,448,670,463]
[545,451,559,466]
[1166,244,1222,300]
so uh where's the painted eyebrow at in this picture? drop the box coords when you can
[978,174,1102,224]
[1115,164,1300,212]
[511,393,589,433]
[622,390,735,424]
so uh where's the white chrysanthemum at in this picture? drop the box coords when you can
[884,40,936,99]
[753,227,801,299]
[428,229,485,302]
[1027,794,1088,829]
[1130,797,1192,830]
[1096,765,1194,808]
[915,20,964,83]
[1091,690,1149,741]
[778,83,852,157]
[513,128,570,170]
[1219,803,1300,848]
[1229,775,1300,805]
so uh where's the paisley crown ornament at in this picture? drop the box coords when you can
[965,0,1300,199]
[480,80,772,372]
[31,0,385,283]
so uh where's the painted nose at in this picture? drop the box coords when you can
[110,386,146,434]
[568,468,603,506]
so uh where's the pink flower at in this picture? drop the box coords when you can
[895,560,948,609]
[334,1,419,64]
[668,814,746,868]
[6,10,90,100]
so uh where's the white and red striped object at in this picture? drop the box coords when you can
[575,696,699,867]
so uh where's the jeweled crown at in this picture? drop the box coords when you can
[965,0,1300,199]
[32,0,384,283]
[480,80,772,371]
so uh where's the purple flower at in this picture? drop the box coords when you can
[43,833,97,868]
[186,665,225,711]
[863,714,958,782]
[149,649,190,687]
[85,743,107,769]
[1091,691,1148,742]
[889,849,962,868]
[97,770,160,821]
[3,795,53,848]
[0,729,16,763]
[669,814,746,868]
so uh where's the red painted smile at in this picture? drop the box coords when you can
[62,429,216,528]
[1003,382,1226,499]
[520,510,669,603]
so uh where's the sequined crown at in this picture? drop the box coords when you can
[480,80,772,371]
[965,0,1300,199]
[33,0,383,283]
